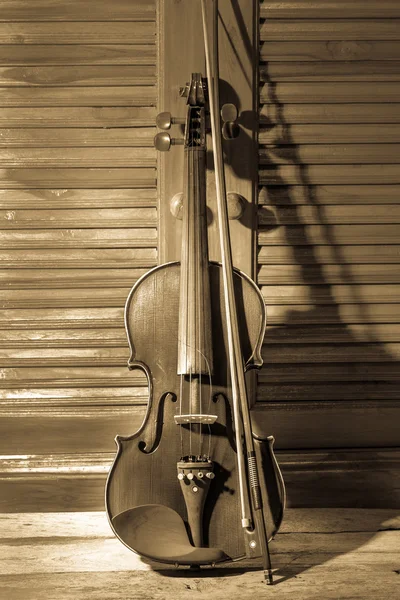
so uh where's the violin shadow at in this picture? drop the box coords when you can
[152,564,261,579]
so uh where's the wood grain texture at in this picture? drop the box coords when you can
[0,0,155,21]
[259,184,400,204]
[0,128,155,147]
[0,87,157,107]
[260,103,400,123]
[260,82,400,103]
[0,45,156,65]
[0,148,156,168]
[260,61,400,81]
[259,165,400,185]
[260,1,400,19]
[0,168,156,188]
[258,205,400,225]
[0,22,156,44]
[259,144,400,164]
[0,65,155,86]
[0,229,157,248]
[260,124,400,144]
[260,284,400,304]
[0,107,156,126]
[258,245,400,264]
[0,188,157,209]
[260,20,400,41]
[260,41,400,61]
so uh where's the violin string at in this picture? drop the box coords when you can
[188,147,193,458]
[179,374,184,457]
[196,142,203,459]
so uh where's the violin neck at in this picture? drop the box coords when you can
[177,146,213,376]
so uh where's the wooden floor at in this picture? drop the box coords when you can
[0,509,399,600]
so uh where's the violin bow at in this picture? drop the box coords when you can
[199,0,274,585]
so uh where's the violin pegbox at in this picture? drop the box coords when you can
[155,73,209,152]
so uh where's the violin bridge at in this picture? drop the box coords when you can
[174,414,218,425]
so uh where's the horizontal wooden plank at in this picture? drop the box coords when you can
[0,410,146,454]
[0,366,132,386]
[0,66,155,86]
[260,284,400,305]
[259,245,400,265]
[260,1,400,19]
[260,20,400,41]
[0,348,128,367]
[260,61,400,81]
[0,228,157,248]
[259,165,400,185]
[258,205,400,225]
[0,188,157,209]
[0,45,156,66]
[260,124,400,144]
[259,185,400,205]
[258,382,400,401]
[0,107,156,127]
[261,361,400,382]
[260,103,400,124]
[253,401,400,448]
[0,22,156,45]
[0,388,144,402]
[0,148,156,168]
[0,208,157,229]
[0,0,155,21]
[259,264,400,285]
[261,343,400,363]
[260,82,400,104]
[0,168,156,188]
[0,249,157,269]
[0,86,157,107]
[259,222,400,245]
[0,288,131,309]
[259,144,400,165]
[260,41,400,62]
[265,303,400,325]
[0,128,155,148]
[0,308,124,329]
[0,268,146,287]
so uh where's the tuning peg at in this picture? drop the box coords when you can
[221,103,240,140]
[221,103,238,123]
[154,132,184,152]
[156,111,185,130]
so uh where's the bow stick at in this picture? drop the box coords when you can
[200,0,274,585]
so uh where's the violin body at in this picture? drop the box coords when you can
[105,261,285,563]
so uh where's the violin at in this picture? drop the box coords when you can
[106,0,285,583]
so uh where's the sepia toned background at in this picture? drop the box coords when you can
[1,0,399,514]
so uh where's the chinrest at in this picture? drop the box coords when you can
[112,504,230,565]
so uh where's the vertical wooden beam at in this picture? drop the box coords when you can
[157,0,259,278]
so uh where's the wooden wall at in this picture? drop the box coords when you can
[255,0,400,503]
[0,1,156,510]
[0,0,399,512]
